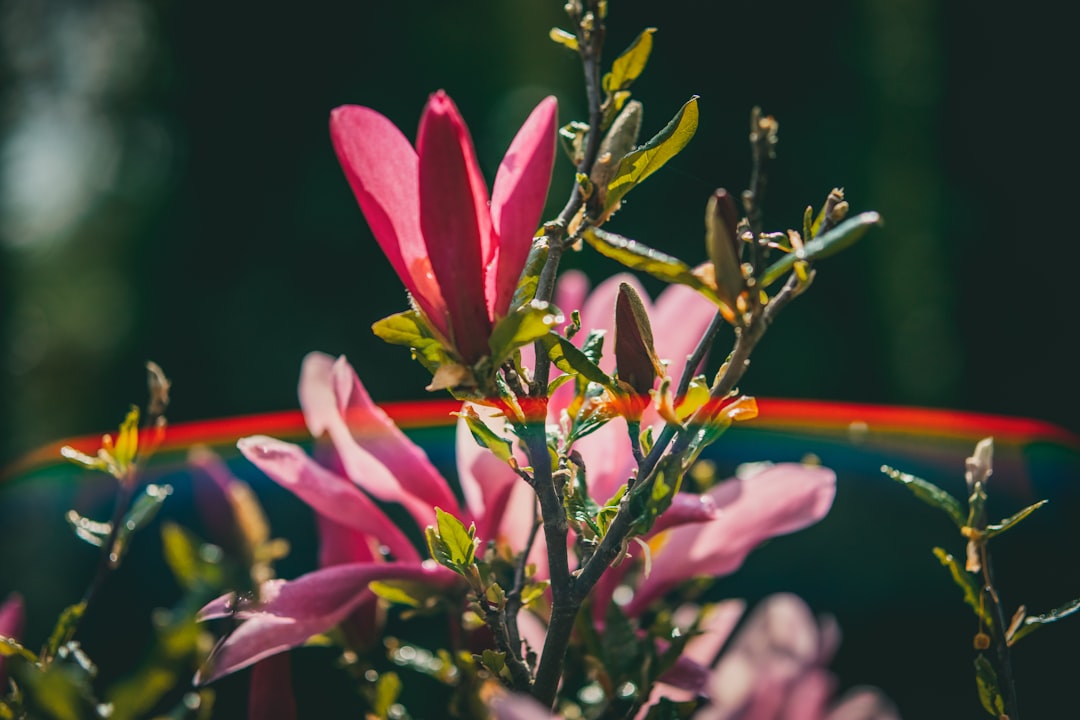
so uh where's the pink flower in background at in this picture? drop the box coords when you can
[331,91,557,364]
[549,270,719,503]
[197,352,532,683]
[0,592,25,689]
[490,594,899,720]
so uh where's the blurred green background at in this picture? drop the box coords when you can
[2,0,1079,717]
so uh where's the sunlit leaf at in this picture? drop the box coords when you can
[603,28,655,95]
[932,547,993,629]
[44,603,85,663]
[372,310,455,372]
[541,333,617,390]
[549,27,579,51]
[974,654,1006,717]
[373,671,402,719]
[509,239,550,310]
[1008,597,1080,645]
[759,212,882,287]
[489,300,562,367]
[603,97,699,217]
[581,227,721,305]
[986,499,1048,538]
[433,507,476,569]
[882,466,966,528]
[480,649,506,676]
[456,406,514,465]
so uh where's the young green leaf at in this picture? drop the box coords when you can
[43,603,86,664]
[372,310,454,372]
[985,499,1048,539]
[1008,597,1080,646]
[759,211,882,288]
[973,654,1006,718]
[932,547,994,629]
[882,466,966,528]
[456,406,514,465]
[549,27,579,51]
[603,28,656,95]
[373,671,402,719]
[488,300,562,367]
[541,333,617,390]
[603,96,699,218]
[509,239,550,310]
[705,189,745,307]
[581,227,720,304]
[434,507,476,569]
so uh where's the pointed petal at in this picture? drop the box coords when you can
[298,353,461,527]
[649,492,718,534]
[248,654,297,720]
[417,91,493,362]
[629,464,836,614]
[197,563,456,683]
[329,105,448,336]
[825,688,901,720]
[489,96,558,318]
[238,435,419,563]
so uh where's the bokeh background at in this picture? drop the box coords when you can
[2,0,1079,717]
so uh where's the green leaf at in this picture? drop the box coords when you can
[603,28,656,95]
[372,310,455,372]
[433,507,476,569]
[44,603,86,663]
[161,522,222,591]
[549,27,579,51]
[603,97,699,217]
[480,649,506,675]
[0,636,37,663]
[932,547,993,629]
[489,300,562,367]
[603,597,643,680]
[1008,597,1080,645]
[974,654,1006,717]
[541,333,617,390]
[759,212,882,287]
[509,239,550,310]
[986,499,1048,538]
[456,406,514,464]
[629,454,684,535]
[882,465,966,528]
[9,658,100,720]
[122,483,172,534]
[373,671,402,719]
[520,580,549,607]
[581,227,721,305]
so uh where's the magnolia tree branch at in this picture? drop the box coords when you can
[528,0,608,708]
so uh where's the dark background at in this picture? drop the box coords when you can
[2,0,1078,717]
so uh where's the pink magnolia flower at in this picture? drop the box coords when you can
[331,91,557,365]
[490,594,900,720]
[197,351,533,683]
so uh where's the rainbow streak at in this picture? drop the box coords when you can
[4,399,1078,496]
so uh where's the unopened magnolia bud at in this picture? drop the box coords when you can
[590,100,643,203]
[705,189,745,312]
[614,282,662,397]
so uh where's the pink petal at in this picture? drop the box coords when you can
[329,105,448,337]
[825,689,901,720]
[237,435,419,563]
[488,96,558,318]
[248,653,297,720]
[697,594,824,720]
[651,282,721,388]
[0,592,25,687]
[649,492,718,534]
[489,694,559,720]
[628,464,836,614]
[197,562,455,683]
[315,514,378,567]
[298,353,461,527]
[417,90,493,363]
